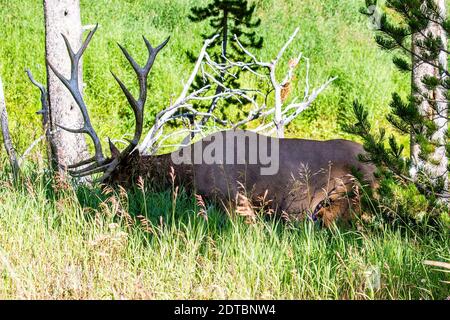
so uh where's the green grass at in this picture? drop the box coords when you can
[0,171,448,299]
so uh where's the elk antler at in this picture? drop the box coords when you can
[47,24,169,181]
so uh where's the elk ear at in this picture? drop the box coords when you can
[108,138,121,159]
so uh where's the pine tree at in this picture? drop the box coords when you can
[342,0,449,224]
[187,0,263,127]
[189,0,263,63]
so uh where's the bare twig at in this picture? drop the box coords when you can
[139,35,219,154]
[18,129,60,166]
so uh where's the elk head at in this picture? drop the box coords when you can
[46,24,169,182]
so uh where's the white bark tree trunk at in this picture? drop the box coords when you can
[411,0,448,192]
[44,0,88,169]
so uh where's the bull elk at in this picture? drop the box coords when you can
[36,26,377,226]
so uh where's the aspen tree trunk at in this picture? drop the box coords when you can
[411,0,448,192]
[0,75,19,176]
[44,0,88,170]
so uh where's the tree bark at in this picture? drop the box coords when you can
[0,75,20,177]
[411,0,448,192]
[43,0,88,170]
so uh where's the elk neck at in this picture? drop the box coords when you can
[109,150,194,190]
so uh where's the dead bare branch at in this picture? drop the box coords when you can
[141,28,336,154]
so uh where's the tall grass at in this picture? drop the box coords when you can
[0,170,448,299]
[0,0,408,154]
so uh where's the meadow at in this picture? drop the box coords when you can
[0,0,448,299]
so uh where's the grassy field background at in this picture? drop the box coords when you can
[0,0,449,300]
